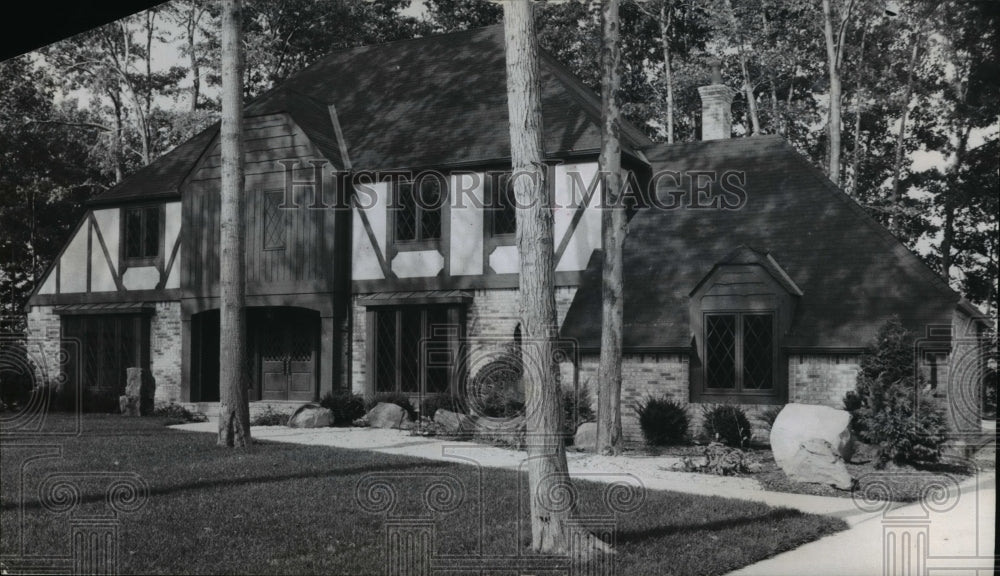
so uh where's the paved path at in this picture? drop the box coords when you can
[173,422,996,575]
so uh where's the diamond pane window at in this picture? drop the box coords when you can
[124,205,161,261]
[372,306,457,396]
[491,173,518,236]
[742,314,774,389]
[704,312,775,393]
[263,191,286,250]
[706,315,736,389]
[393,178,443,244]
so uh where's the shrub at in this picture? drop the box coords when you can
[151,403,207,423]
[320,390,366,426]
[0,343,35,408]
[468,356,524,419]
[844,318,947,467]
[419,394,464,419]
[634,395,689,446]
[250,407,289,426]
[365,392,417,420]
[701,404,752,448]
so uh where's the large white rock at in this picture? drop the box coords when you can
[770,403,854,489]
[288,403,334,428]
[573,422,597,451]
[367,402,411,429]
[434,409,474,435]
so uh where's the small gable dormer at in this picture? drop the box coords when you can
[689,246,802,404]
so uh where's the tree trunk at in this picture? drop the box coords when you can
[659,0,675,144]
[724,0,760,135]
[187,4,202,112]
[849,25,868,196]
[502,0,609,558]
[596,0,625,456]
[217,0,251,448]
[822,0,842,186]
[941,125,971,283]
[890,37,920,212]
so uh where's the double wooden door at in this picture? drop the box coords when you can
[257,309,317,402]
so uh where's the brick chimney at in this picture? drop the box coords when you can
[698,60,736,141]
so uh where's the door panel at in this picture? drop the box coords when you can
[256,309,317,401]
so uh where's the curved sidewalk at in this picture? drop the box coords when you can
[174,422,996,575]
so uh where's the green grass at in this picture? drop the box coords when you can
[1,415,847,575]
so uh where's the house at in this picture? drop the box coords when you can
[25,25,990,441]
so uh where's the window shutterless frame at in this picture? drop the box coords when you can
[121,203,164,268]
[702,310,779,397]
[390,176,445,251]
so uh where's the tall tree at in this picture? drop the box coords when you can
[820,0,857,185]
[596,0,625,456]
[502,0,610,557]
[217,0,252,448]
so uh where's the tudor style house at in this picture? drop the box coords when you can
[26,25,991,441]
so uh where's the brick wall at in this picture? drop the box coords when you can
[25,306,62,387]
[788,354,860,408]
[150,302,182,403]
[576,353,689,444]
[350,299,367,395]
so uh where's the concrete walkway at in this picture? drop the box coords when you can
[173,422,996,575]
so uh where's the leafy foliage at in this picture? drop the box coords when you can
[634,395,690,446]
[844,318,948,466]
[319,390,367,427]
[701,404,753,448]
[250,407,290,427]
[562,384,595,442]
[151,403,207,423]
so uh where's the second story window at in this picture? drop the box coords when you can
[394,176,444,245]
[124,205,161,264]
[489,172,517,237]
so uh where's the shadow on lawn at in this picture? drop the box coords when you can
[616,507,803,544]
[4,459,450,513]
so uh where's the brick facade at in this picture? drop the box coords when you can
[25,306,62,387]
[787,354,860,407]
[150,302,182,403]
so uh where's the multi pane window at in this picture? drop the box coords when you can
[705,313,774,391]
[394,177,443,244]
[124,205,160,262]
[489,172,517,237]
[374,306,454,395]
[263,190,286,250]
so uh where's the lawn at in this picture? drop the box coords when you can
[1,415,847,575]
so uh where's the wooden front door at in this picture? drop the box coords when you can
[258,309,317,401]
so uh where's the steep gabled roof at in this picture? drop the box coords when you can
[561,135,960,351]
[90,25,652,204]
[89,123,218,205]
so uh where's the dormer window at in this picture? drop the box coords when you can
[123,205,162,265]
[393,176,444,247]
[690,246,800,404]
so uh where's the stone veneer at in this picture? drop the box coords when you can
[25,306,63,386]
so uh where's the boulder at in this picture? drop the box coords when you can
[288,403,334,428]
[367,402,411,429]
[119,367,142,416]
[434,409,474,435]
[573,422,597,451]
[770,403,854,489]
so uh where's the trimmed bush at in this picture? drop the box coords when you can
[365,391,417,420]
[844,318,947,467]
[320,390,366,427]
[701,404,752,448]
[634,395,689,446]
[419,394,464,419]
[759,405,784,429]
